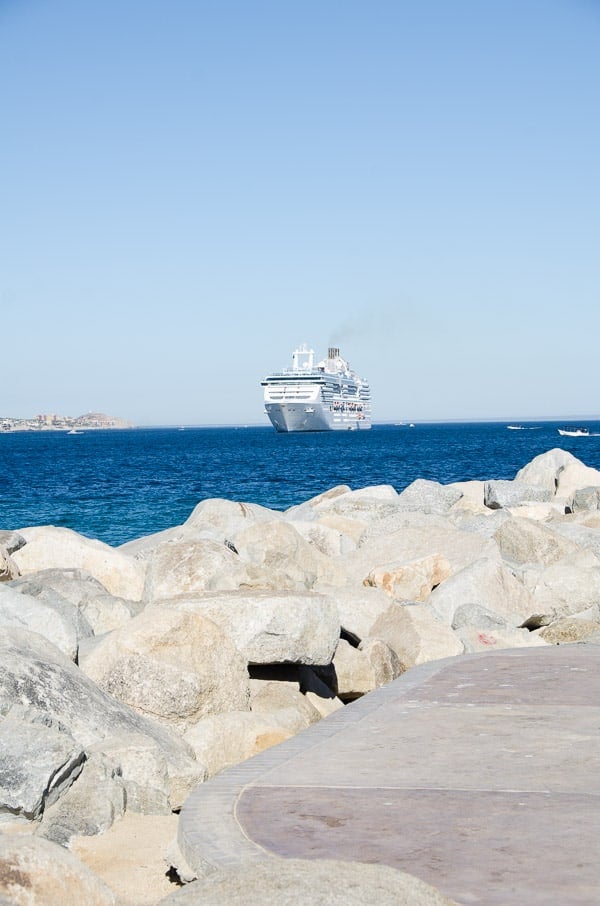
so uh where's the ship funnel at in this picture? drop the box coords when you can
[328,347,340,359]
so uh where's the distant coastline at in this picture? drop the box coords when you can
[1,412,133,433]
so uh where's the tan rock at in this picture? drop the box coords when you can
[80,608,250,731]
[183,711,293,777]
[333,638,402,700]
[0,545,19,582]
[232,520,344,590]
[493,517,583,567]
[12,526,145,601]
[370,603,463,670]
[539,617,600,644]
[0,833,117,905]
[172,590,341,666]
[364,553,451,601]
[143,538,254,602]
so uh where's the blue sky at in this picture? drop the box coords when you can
[1,0,599,425]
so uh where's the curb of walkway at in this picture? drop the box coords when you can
[176,652,475,878]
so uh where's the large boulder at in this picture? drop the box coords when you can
[171,591,341,666]
[568,486,600,514]
[0,546,19,582]
[427,557,537,626]
[370,603,463,670]
[292,485,401,527]
[451,604,546,653]
[142,538,256,602]
[322,585,395,641]
[523,555,600,621]
[492,517,584,567]
[332,638,402,700]
[157,857,458,905]
[516,448,600,499]
[339,520,498,587]
[363,554,451,602]
[37,752,126,844]
[249,680,323,731]
[11,526,145,601]
[0,628,203,811]
[80,607,250,731]
[539,617,600,644]
[231,521,344,590]
[287,519,357,557]
[183,711,293,778]
[284,485,352,521]
[396,479,463,515]
[0,583,93,662]
[184,497,283,536]
[9,568,143,635]
[0,716,85,821]
[0,833,118,905]
[0,530,26,554]
[484,480,553,510]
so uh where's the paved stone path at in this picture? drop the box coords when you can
[178,644,600,904]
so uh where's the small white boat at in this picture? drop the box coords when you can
[558,427,590,437]
[67,429,84,435]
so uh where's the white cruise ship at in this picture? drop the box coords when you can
[261,345,372,432]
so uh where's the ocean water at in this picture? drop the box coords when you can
[2,421,600,547]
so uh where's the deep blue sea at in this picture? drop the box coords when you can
[2,421,600,547]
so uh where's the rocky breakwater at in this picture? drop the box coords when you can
[2,447,600,902]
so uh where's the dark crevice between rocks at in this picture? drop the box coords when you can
[520,614,549,632]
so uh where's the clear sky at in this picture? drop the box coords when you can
[1,0,599,425]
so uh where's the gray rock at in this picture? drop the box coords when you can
[0,627,203,810]
[284,485,352,521]
[484,480,553,510]
[80,607,250,731]
[0,833,118,905]
[427,557,536,626]
[322,585,396,642]
[9,568,143,634]
[493,517,583,567]
[37,752,125,844]
[0,530,26,554]
[0,547,18,582]
[515,448,578,492]
[173,591,341,666]
[370,602,463,670]
[185,497,283,534]
[569,486,600,513]
[143,538,255,602]
[525,555,600,621]
[231,521,344,590]
[340,518,498,588]
[157,857,458,905]
[333,638,402,701]
[0,717,85,820]
[0,582,93,661]
[396,478,463,514]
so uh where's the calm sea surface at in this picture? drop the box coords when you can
[2,421,600,546]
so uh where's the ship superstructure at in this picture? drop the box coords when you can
[261,345,372,432]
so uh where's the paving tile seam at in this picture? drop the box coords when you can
[243,783,600,796]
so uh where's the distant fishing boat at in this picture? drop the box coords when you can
[558,426,590,437]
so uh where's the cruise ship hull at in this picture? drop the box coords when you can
[265,402,371,432]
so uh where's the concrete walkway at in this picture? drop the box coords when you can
[178,644,600,904]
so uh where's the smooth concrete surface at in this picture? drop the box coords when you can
[178,644,600,904]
